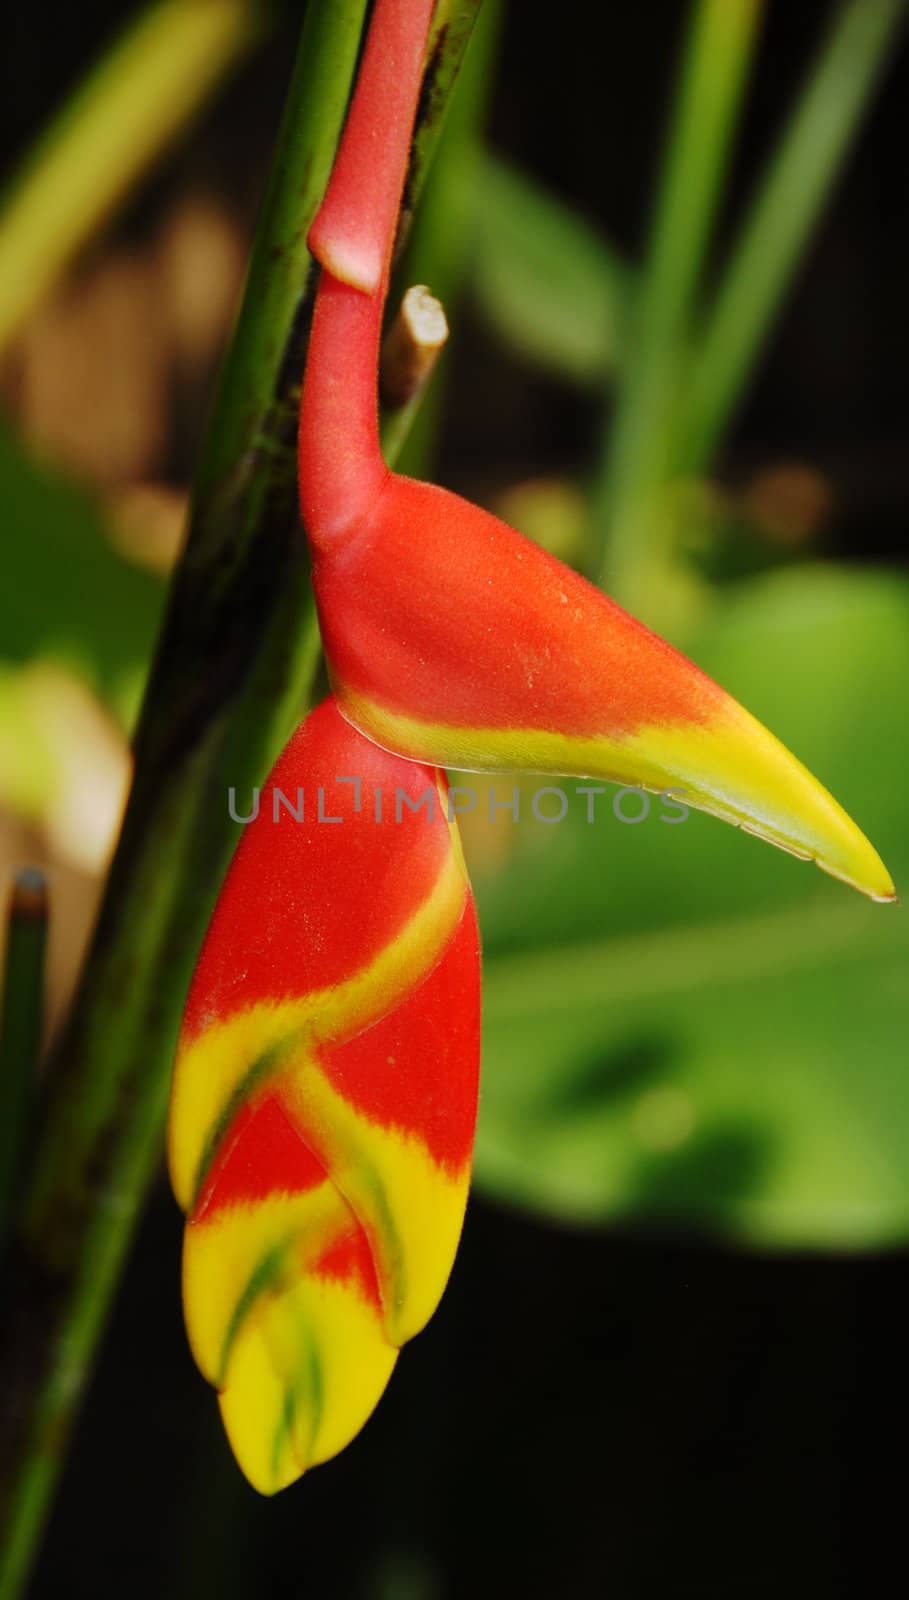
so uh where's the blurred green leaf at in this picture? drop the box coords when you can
[593,0,763,606]
[471,565,909,1248]
[0,0,265,354]
[0,668,57,813]
[0,423,164,722]
[680,0,909,472]
[470,154,631,385]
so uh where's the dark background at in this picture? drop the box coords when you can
[3,3,907,1595]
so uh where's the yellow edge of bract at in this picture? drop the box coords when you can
[282,1066,473,1346]
[169,848,469,1211]
[183,1062,470,1489]
[184,1075,472,1378]
[335,688,896,904]
[183,1181,341,1385]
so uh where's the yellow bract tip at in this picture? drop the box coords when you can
[636,702,896,904]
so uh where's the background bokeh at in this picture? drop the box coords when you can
[2,2,907,1594]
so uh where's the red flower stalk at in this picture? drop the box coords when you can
[299,0,894,903]
[168,698,480,1492]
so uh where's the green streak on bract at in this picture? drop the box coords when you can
[191,1034,306,1213]
[218,1238,291,1387]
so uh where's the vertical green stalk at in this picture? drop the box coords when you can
[408,0,488,218]
[0,4,487,1592]
[594,0,763,606]
[680,0,908,471]
[389,0,503,479]
[0,6,368,1595]
[0,870,47,1251]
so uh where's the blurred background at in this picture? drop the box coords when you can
[1,1,908,1594]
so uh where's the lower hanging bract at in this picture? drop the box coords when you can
[167,695,481,1493]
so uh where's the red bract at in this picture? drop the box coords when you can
[298,0,894,903]
[172,0,896,1497]
[169,698,480,1491]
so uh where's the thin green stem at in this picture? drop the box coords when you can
[376,0,492,473]
[380,364,442,465]
[0,4,486,1590]
[387,0,503,478]
[594,0,763,606]
[0,870,48,1252]
[0,4,368,1593]
[680,0,908,471]
[403,0,486,245]
[0,0,265,354]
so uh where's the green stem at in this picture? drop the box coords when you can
[380,364,443,466]
[386,0,503,478]
[0,870,48,1252]
[594,0,763,606]
[0,0,265,354]
[0,4,487,1591]
[376,0,491,472]
[0,4,368,1593]
[680,0,908,471]
[404,0,486,244]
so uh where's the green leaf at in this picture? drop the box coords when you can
[680,0,909,472]
[0,0,265,354]
[471,566,909,1249]
[470,155,631,385]
[593,0,763,605]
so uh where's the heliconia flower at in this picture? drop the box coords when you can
[298,0,895,903]
[168,696,480,1493]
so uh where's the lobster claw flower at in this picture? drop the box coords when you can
[168,696,481,1492]
[298,0,894,904]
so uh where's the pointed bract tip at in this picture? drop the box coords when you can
[818,854,897,904]
[654,700,897,904]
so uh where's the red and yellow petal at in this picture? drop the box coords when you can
[218,1218,398,1492]
[168,697,482,1491]
[184,1089,397,1491]
[311,477,894,902]
[299,0,892,900]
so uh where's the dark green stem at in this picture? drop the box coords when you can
[0,870,48,1253]
[402,0,485,250]
[0,3,486,1592]
[387,0,501,478]
[0,5,367,1593]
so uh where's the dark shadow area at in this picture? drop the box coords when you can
[534,1033,677,1116]
[27,1179,907,1599]
[627,1124,776,1220]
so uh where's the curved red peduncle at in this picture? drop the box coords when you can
[299,0,435,544]
[308,0,435,295]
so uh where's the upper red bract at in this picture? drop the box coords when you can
[181,698,453,1038]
